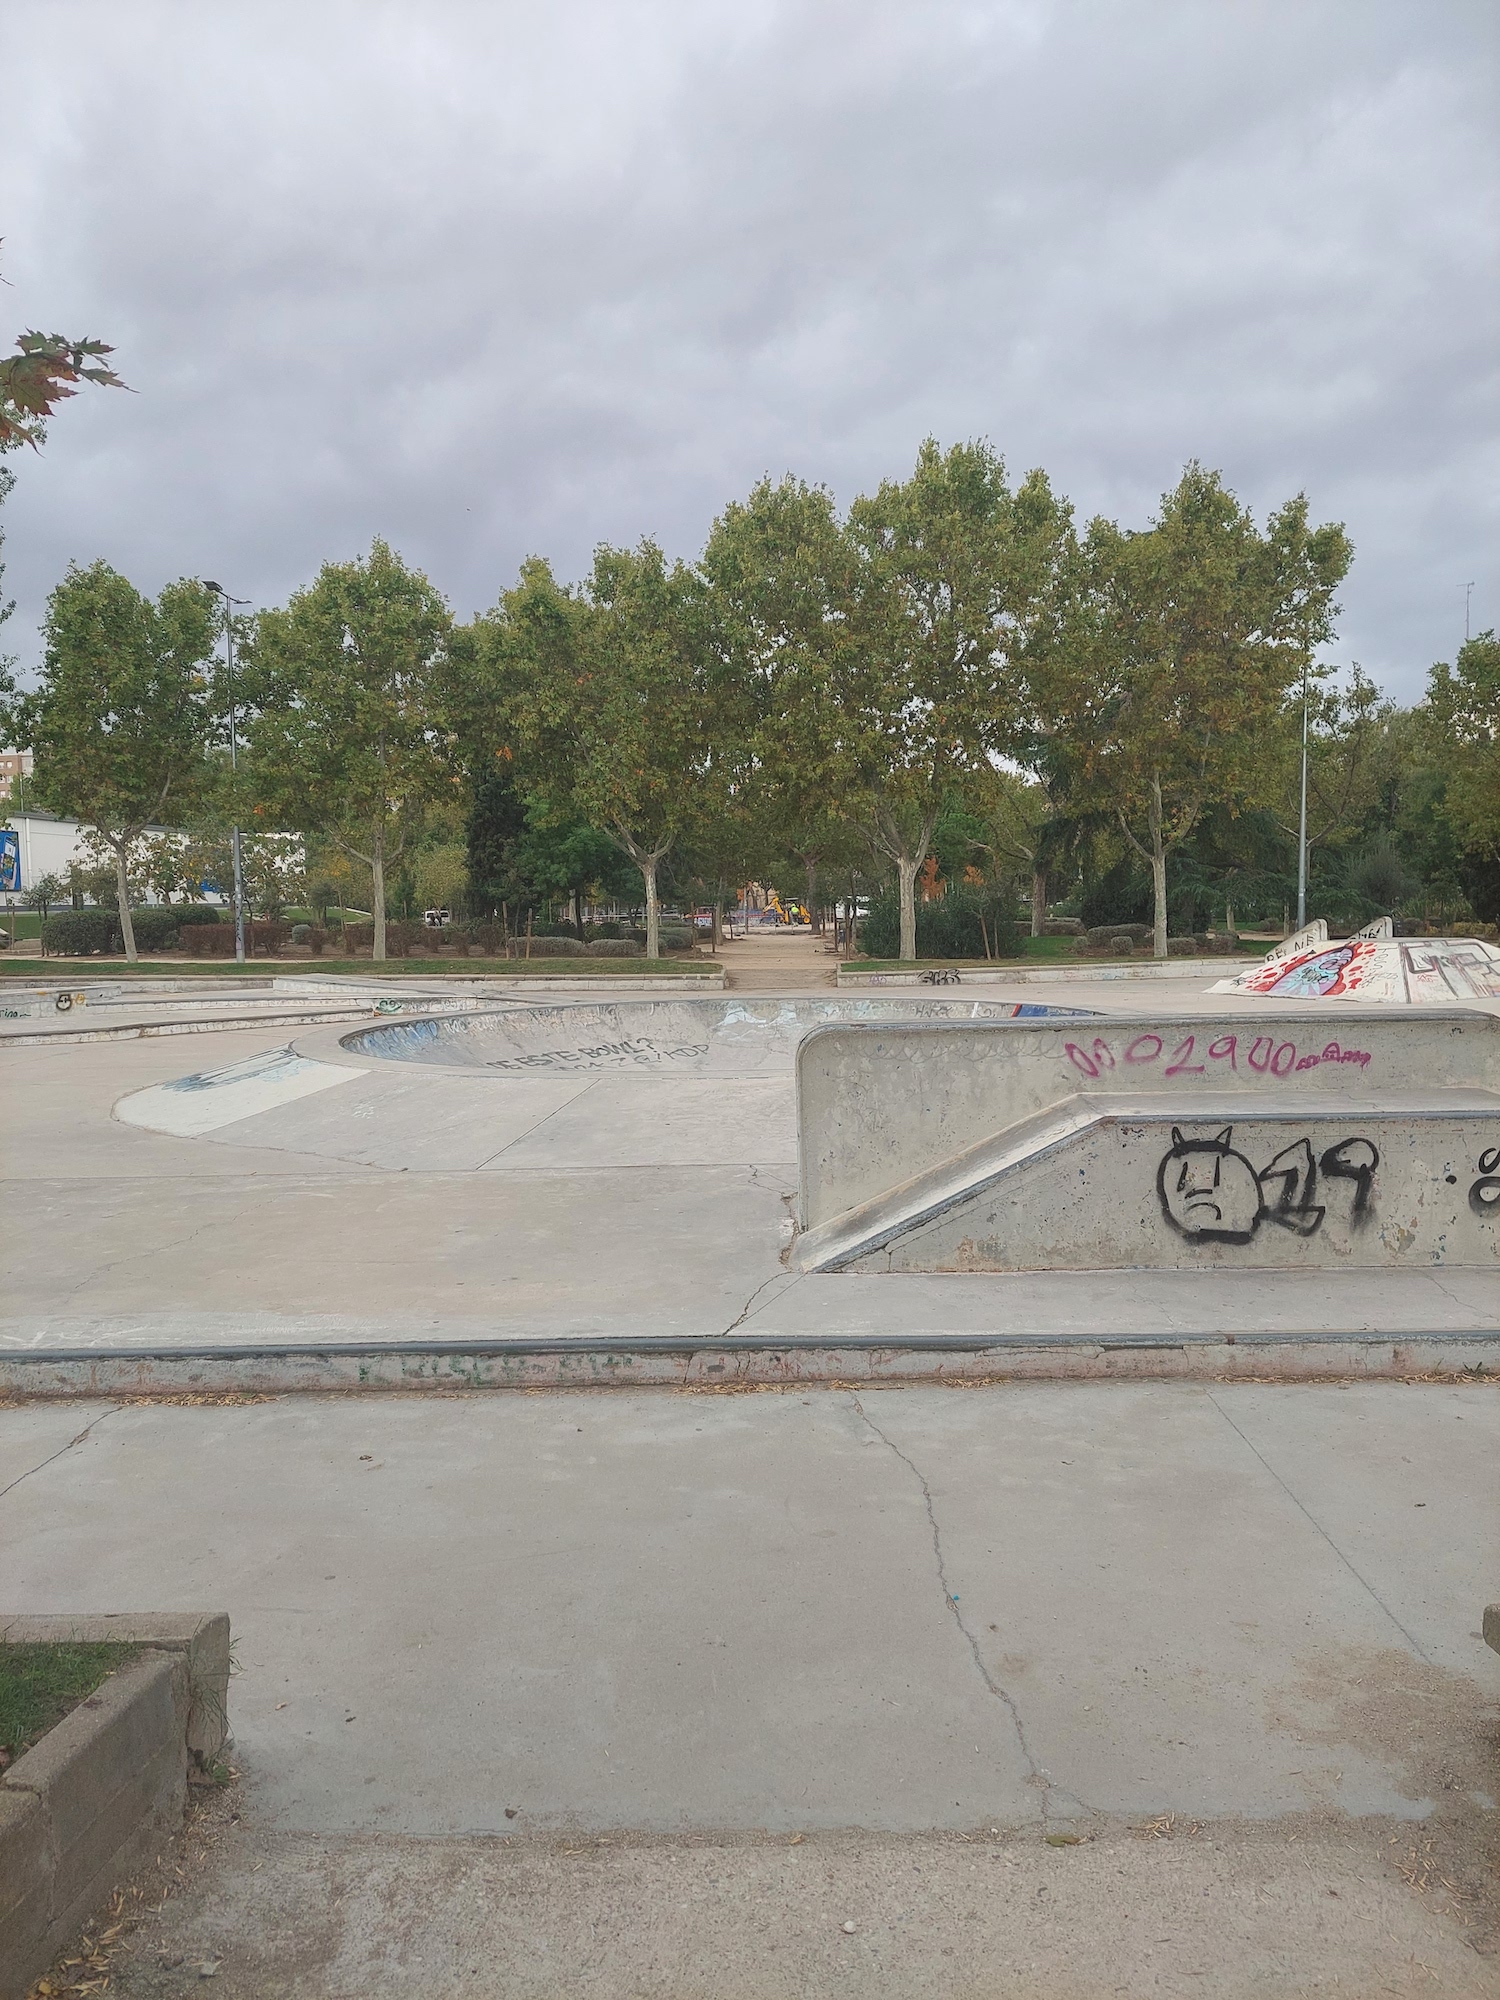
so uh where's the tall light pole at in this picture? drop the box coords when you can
[1466,581,1475,644]
[1295,655,1310,933]
[204,583,250,963]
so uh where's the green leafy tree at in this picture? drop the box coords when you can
[244,541,453,959]
[705,445,1073,961]
[1044,466,1353,957]
[10,562,217,959]
[1425,631,1500,858]
[839,444,1075,960]
[701,474,857,937]
[1268,663,1392,868]
[488,546,710,958]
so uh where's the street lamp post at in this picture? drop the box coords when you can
[1295,656,1309,933]
[204,583,250,964]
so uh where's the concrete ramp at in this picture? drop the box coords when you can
[795,1010,1500,1273]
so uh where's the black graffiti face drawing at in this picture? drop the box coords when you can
[1158,1127,1264,1243]
[1157,1127,1378,1245]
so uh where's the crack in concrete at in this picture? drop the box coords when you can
[719,1270,796,1337]
[1202,1386,1434,1665]
[849,1393,1093,1829]
[0,1406,121,1503]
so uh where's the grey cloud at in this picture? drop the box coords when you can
[2,0,1496,698]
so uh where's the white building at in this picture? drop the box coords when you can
[0,811,226,908]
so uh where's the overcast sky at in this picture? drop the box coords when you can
[2,0,1496,699]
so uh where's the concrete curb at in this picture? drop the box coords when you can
[1,1333,1496,1396]
[837,958,1256,988]
[0,1613,230,1998]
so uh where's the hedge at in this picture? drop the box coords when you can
[40,909,118,955]
[179,921,294,955]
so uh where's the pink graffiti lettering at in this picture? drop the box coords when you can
[1062,1032,1373,1082]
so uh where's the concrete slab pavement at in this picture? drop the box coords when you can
[1,1383,1494,1837]
[2,1381,1497,1996]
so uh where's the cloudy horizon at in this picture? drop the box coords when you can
[2,0,1496,699]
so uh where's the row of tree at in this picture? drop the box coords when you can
[2,441,1495,961]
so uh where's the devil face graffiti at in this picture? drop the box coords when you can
[1157,1127,1264,1243]
[1157,1127,1378,1245]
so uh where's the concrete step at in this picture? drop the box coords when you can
[796,1089,1500,1273]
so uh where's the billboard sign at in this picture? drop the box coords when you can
[0,828,19,895]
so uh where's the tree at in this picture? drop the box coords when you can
[21,870,63,920]
[244,541,453,960]
[0,331,127,450]
[1044,466,1352,957]
[1268,664,1391,865]
[1425,631,1500,858]
[487,546,710,958]
[705,444,1074,961]
[701,474,856,937]
[11,563,217,959]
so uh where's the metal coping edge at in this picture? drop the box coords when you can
[3,1327,1498,1365]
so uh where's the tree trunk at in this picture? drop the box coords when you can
[371,832,387,961]
[114,846,138,962]
[642,855,660,959]
[711,896,722,953]
[1030,868,1047,938]
[573,885,585,938]
[897,854,920,962]
[805,859,818,933]
[1148,776,1168,960]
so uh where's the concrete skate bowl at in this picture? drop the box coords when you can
[340,994,1095,1080]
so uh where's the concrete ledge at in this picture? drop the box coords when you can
[1484,1604,1500,1656]
[0,1005,383,1046]
[0,1334,1495,1397]
[0,1614,230,1998]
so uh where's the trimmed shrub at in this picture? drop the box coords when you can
[173,904,223,926]
[859,888,1021,962]
[1085,921,1153,946]
[290,923,311,944]
[508,934,587,957]
[591,920,624,940]
[586,938,643,957]
[532,920,578,938]
[127,907,180,952]
[1040,917,1084,937]
[1166,936,1197,957]
[41,908,117,955]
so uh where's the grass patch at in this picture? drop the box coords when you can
[0,955,723,979]
[0,1641,140,1765]
[1018,934,1082,959]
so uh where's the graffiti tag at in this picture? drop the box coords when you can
[1471,1146,1500,1220]
[1066,1033,1371,1082]
[1156,1125,1378,1246]
[486,1037,709,1074]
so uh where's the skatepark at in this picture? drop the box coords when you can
[2,927,1498,1995]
